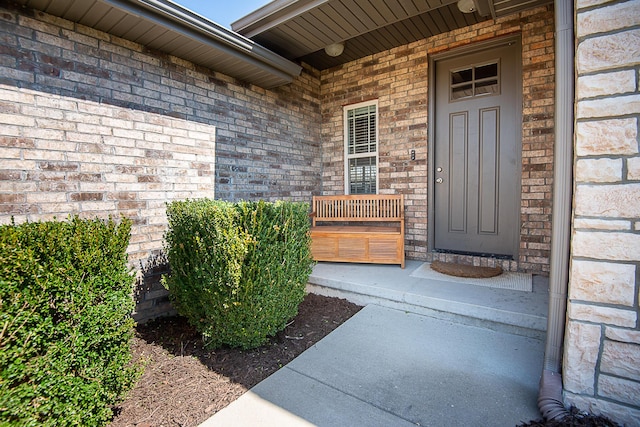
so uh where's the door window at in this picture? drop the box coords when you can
[450,61,500,101]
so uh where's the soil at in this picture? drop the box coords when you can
[109,293,363,427]
[110,293,619,427]
[517,406,620,427]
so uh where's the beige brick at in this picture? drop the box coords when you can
[21,105,65,120]
[145,137,173,149]
[628,157,640,180]
[101,117,133,130]
[577,1,640,37]
[35,118,76,131]
[79,201,117,211]
[601,341,640,381]
[573,218,631,230]
[77,123,112,136]
[576,158,622,182]
[577,71,636,98]
[24,149,65,162]
[598,375,640,407]
[0,125,20,137]
[66,152,104,164]
[576,118,638,156]
[0,88,36,104]
[2,159,37,170]
[606,327,640,345]
[23,128,65,141]
[577,94,640,119]
[577,29,640,74]
[0,147,22,160]
[134,122,164,134]
[0,113,35,127]
[36,96,77,111]
[79,182,114,193]
[26,192,67,203]
[39,202,77,214]
[65,128,100,144]
[570,260,636,306]
[576,0,612,10]
[575,184,640,218]
[573,230,640,261]
[563,321,601,394]
[568,302,637,327]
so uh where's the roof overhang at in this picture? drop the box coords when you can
[11,0,302,88]
[233,0,554,70]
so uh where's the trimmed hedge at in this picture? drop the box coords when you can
[163,199,314,350]
[0,217,140,427]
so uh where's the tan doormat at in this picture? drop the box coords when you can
[430,260,503,278]
[410,262,533,292]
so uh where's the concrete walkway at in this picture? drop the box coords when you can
[201,262,547,426]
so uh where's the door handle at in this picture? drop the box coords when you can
[436,177,443,184]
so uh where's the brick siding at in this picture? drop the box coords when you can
[563,0,640,424]
[319,5,555,274]
[0,4,321,321]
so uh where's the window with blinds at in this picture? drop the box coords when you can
[344,101,378,194]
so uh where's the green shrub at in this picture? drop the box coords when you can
[163,199,314,350]
[0,217,140,427]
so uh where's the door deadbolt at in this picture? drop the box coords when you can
[436,167,443,172]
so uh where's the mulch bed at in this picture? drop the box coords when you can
[518,406,620,427]
[110,292,620,427]
[109,293,363,427]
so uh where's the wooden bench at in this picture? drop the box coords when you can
[310,194,405,268]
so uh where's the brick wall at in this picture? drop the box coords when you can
[563,0,640,424]
[214,64,321,201]
[320,41,430,262]
[319,6,555,274]
[0,4,321,321]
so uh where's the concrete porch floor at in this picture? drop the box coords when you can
[204,260,549,426]
[307,260,549,340]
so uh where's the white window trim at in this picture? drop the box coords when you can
[343,99,379,195]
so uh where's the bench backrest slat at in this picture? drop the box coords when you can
[312,194,404,224]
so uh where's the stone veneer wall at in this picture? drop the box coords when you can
[320,6,555,274]
[563,0,640,424]
[0,4,321,322]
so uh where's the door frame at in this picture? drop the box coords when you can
[427,34,523,258]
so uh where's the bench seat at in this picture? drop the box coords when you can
[310,195,405,268]
[310,225,402,234]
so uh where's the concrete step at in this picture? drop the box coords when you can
[307,260,548,340]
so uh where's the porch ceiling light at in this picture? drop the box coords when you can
[457,0,477,13]
[324,42,344,57]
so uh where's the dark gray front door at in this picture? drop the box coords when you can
[434,41,521,257]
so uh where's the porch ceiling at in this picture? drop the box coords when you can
[233,0,553,70]
[10,0,302,88]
